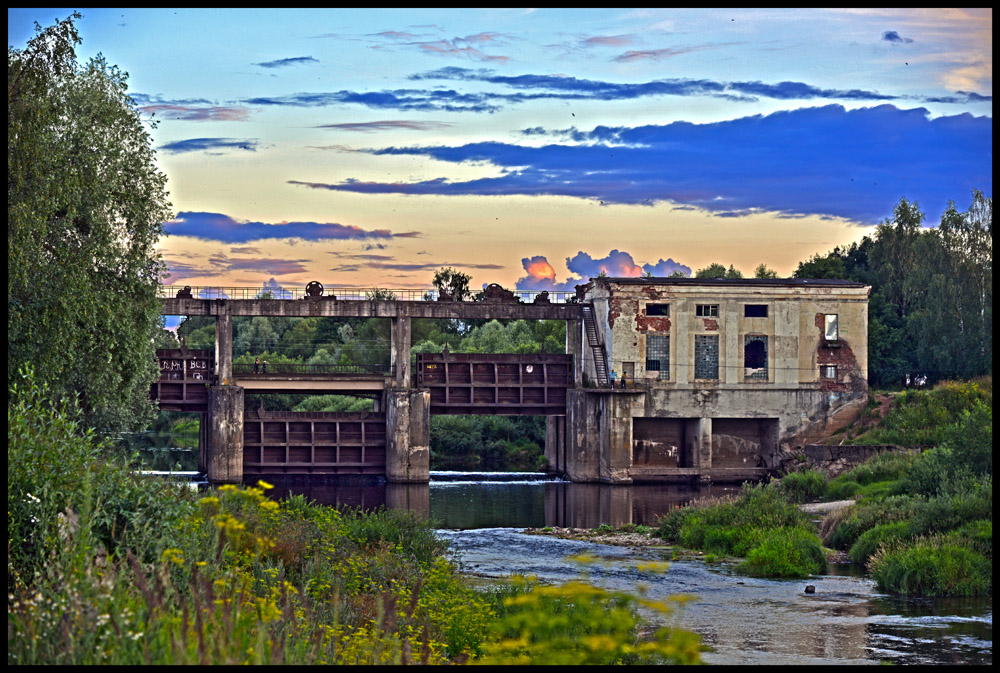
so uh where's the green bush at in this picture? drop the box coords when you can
[740,528,826,578]
[848,521,910,564]
[654,483,822,578]
[905,480,993,537]
[825,495,922,550]
[778,470,827,503]
[869,540,992,597]
[825,478,861,500]
[851,378,991,447]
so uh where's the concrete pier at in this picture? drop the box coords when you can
[205,385,244,483]
[385,389,430,483]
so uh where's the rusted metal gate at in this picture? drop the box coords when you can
[152,348,214,411]
[416,352,571,415]
[242,410,387,475]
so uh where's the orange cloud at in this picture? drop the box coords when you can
[526,259,556,280]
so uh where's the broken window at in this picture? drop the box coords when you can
[821,365,837,379]
[744,304,768,318]
[646,303,670,316]
[694,335,719,379]
[645,334,669,380]
[744,335,768,380]
[696,304,719,317]
[824,314,839,341]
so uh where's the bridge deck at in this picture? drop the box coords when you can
[160,297,582,321]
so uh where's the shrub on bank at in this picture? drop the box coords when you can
[655,483,825,578]
[868,539,992,597]
[778,470,827,503]
[741,527,826,578]
[849,378,991,447]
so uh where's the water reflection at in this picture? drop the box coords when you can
[261,474,739,529]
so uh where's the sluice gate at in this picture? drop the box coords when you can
[243,411,387,476]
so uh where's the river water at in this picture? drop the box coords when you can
[139,449,991,666]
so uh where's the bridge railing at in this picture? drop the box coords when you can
[233,362,395,377]
[158,285,578,304]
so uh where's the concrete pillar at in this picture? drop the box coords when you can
[198,411,208,475]
[601,393,633,484]
[215,308,233,385]
[385,389,430,483]
[205,385,244,484]
[566,318,583,387]
[390,316,412,388]
[696,417,713,469]
[545,415,566,472]
[564,389,633,484]
[565,389,601,482]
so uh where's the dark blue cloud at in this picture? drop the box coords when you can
[243,89,501,113]
[882,31,914,44]
[235,68,989,114]
[164,211,420,243]
[159,138,259,154]
[290,105,991,224]
[253,56,319,68]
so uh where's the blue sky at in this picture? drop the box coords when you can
[8,8,992,293]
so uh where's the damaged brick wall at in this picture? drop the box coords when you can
[814,313,866,394]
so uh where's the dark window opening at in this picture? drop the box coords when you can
[696,304,719,317]
[646,303,670,317]
[744,335,767,380]
[744,304,768,318]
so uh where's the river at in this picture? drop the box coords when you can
[139,449,992,666]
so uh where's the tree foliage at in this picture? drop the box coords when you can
[753,263,779,279]
[9,14,173,432]
[432,267,472,301]
[695,263,743,279]
[794,192,991,387]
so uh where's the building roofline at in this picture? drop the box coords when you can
[588,277,868,288]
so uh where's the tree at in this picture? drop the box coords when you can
[9,14,173,432]
[432,267,472,301]
[695,263,743,279]
[753,263,779,279]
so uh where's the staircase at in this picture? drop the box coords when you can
[581,303,610,387]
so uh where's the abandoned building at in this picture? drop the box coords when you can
[546,277,871,483]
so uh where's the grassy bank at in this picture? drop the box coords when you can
[8,370,702,665]
[655,379,992,596]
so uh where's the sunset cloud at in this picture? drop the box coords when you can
[515,250,693,291]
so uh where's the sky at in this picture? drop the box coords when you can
[8,8,993,296]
